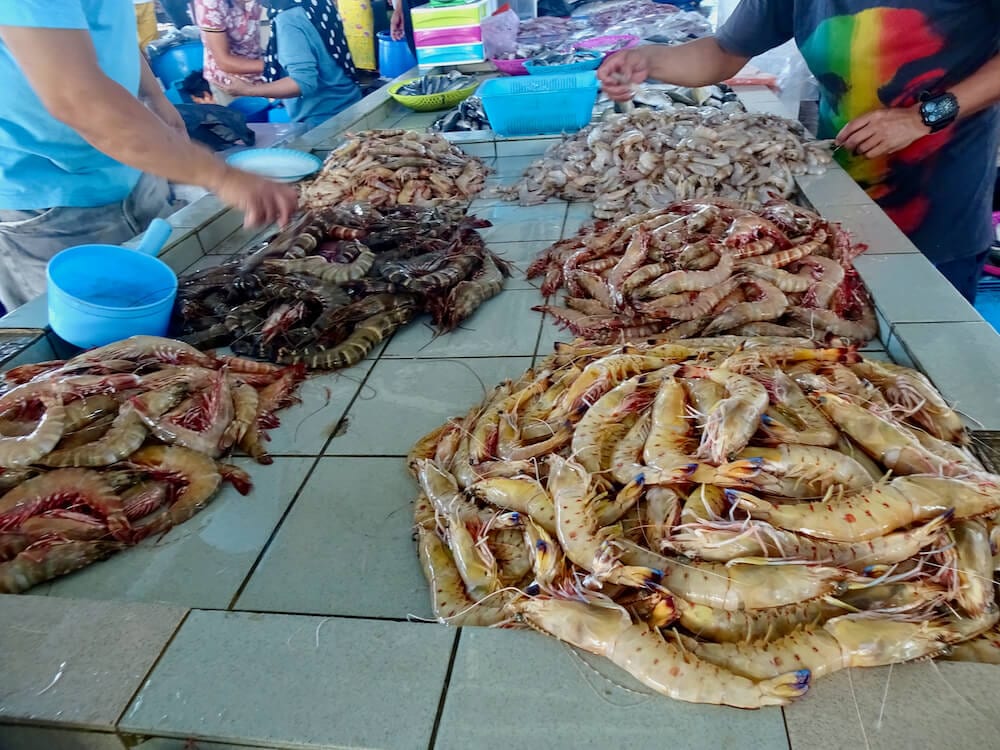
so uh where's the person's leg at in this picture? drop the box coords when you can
[0,175,173,311]
[0,202,140,311]
[136,1,160,50]
[935,249,989,305]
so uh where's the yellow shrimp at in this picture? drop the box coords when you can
[643,377,699,473]
[949,520,995,617]
[680,615,950,681]
[562,349,691,414]
[674,597,847,645]
[669,512,951,571]
[468,383,513,464]
[614,539,847,610]
[468,477,556,535]
[642,486,682,552]
[610,411,652,484]
[682,377,727,432]
[547,455,661,589]
[712,444,874,499]
[814,391,968,477]
[570,371,662,474]
[731,475,1000,542]
[522,516,567,590]
[683,366,769,465]
[514,597,811,708]
[444,510,500,601]
[680,483,727,525]
[850,359,967,444]
[757,369,839,447]
[0,391,65,469]
[416,526,510,626]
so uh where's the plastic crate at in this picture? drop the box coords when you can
[523,51,602,76]
[479,72,598,137]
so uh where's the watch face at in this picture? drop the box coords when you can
[923,95,958,124]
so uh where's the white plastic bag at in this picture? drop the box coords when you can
[482,8,521,59]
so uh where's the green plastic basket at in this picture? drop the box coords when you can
[388,78,480,112]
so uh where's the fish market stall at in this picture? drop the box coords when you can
[2,73,1000,750]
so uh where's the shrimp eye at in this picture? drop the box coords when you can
[525,583,540,596]
[536,540,548,552]
[761,413,774,425]
[748,456,764,465]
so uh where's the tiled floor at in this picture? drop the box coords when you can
[5,113,1000,750]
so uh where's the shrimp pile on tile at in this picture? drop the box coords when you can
[500,108,832,217]
[408,337,1000,708]
[301,129,489,209]
[0,336,305,594]
[173,203,511,369]
[530,197,877,345]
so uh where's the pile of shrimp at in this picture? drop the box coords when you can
[0,336,306,594]
[301,129,489,209]
[530,197,877,345]
[173,203,511,369]
[408,336,1000,709]
[499,108,832,217]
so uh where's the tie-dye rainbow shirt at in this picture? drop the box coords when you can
[718,1,1000,264]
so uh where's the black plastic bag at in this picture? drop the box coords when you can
[538,0,572,17]
[175,104,257,152]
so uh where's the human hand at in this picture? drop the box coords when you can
[835,106,931,159]
[222,77,256,98]
[598,48,649,101]
[390,6,405,41]
[213,167,300,227]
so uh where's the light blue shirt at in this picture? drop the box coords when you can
[275,7,361,128]
[0,0,141,210]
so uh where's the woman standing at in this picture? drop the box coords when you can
[389,0,428,54]
[224,0,362,127]
[193,0,265,104]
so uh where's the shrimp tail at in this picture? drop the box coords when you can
[760,668,812,700]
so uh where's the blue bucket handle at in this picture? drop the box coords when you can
[134,218,173,257]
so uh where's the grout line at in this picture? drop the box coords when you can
[113,609,191,732]
[781,707,794,750]
[426,628,462,750]
[225,454,326,610]
[226,356,382,608]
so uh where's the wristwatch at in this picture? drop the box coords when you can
[918,91,959,133]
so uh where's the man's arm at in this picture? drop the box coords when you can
[599,39,750,99]
[201,31,265,76]
[838,52,1000,158]
[0,25,296,225]
[138,52,188,136]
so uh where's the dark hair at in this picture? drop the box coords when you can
[179,70,212,98]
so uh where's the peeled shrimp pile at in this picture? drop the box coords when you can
[530,197,877,345]
[500,108,832,216]
[174,203,511,369]
[302,129,488,209]
[0,336,305,594]
[408,337,1000,708]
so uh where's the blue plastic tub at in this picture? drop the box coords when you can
[378,31,417,79]
[47,220,177,349]
[150,42,204,88]
[523,51,602,76]
[479,72,599,137]
[228,96,272,123]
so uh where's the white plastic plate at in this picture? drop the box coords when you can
[226,148,322,182]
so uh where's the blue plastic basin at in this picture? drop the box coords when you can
[150,42,204,88]
[378,30,417,79]
[228,96,272,123]
[47,245,178,349]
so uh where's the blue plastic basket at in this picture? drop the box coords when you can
[479,72,599,137]
[523,51,602,76]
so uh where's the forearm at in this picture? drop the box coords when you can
[952,53,1000,121]
[215,53,264,76]
[244,77,302,98]
[138,54,166,103]
[62,76,226,189]
[642,38,749,87]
